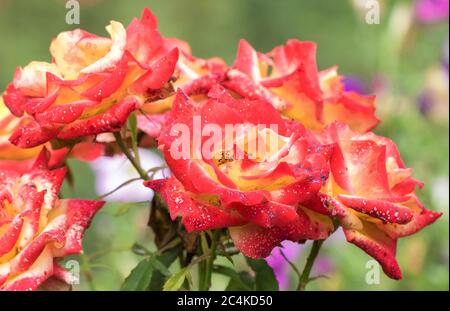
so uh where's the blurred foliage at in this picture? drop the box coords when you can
[0,0,448,290]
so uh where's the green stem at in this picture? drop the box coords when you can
[297,239,324,291]
[131,135,141,168]
[113,132,148,180]
[198,260,206,290]
[200,230,221,291]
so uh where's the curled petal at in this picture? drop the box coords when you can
[80,61,128,101]
[52,199,104,256]
[130,48,179,93]
[233,39,263,81]
[338,195,413,224]
[56,96,137,139]
[343,224,402,280]
[0,216,24,257]
[9,214,66,275]
[3,83,28,117]
[232,201,299,228]
[35,101,90,124]
[80,21,127,74]
[230,208,333,258]
[9,121,59,149]
[13,62,60,97]
[145,178,245,232]
[378,196,442,239]
[126,7,164,64]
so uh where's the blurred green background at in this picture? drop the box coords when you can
[0,0,448,290]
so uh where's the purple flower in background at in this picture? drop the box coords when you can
[415,0,449,23]
[91,148,169,202]
[342,75,367,94]
[418,90,434,116]
[266,241,302,290]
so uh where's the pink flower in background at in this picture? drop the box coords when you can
[91,149,169,202]
[313,256,334,277]
[266,241,302,290]
[415,0,449,23]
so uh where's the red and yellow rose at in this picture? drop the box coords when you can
[225,39,379,132]
[313,122,442,279]
[0,149,104,290]
[2,8,179,148]
[145,86,334,258]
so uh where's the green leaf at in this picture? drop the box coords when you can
[163,268,188,291]
[121,258,154,291]
[185,270,194,289]
[148,246,181,291]
[200,232,209,253]
[225,271,254,291]
[149,257,171,277]
[245,257,279,291]
[214,265,252,291]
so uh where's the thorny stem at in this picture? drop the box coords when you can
[297,239,324,291]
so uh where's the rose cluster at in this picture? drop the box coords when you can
[0,8,441,290]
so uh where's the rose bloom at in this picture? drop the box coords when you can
[2,8,179,149]
[145,86,334,258]
[313,122,442,279]
[225,39,379,132]
[0,148,104,290]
